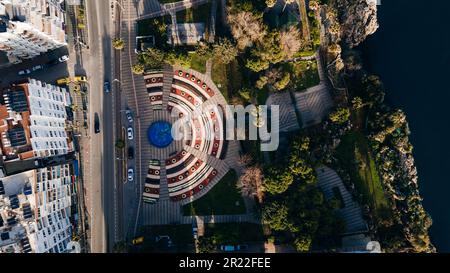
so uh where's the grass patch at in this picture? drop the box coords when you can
[335,131,389,213]
[212,60,229,98]
[204,223,265,244]
[182,169,246,215]
[189,52,207,73]
[290,60,320,91]
[211,58,244,101]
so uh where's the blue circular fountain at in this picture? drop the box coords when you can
[148,121,173,148]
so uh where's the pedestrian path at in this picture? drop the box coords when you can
[316,166,369,235]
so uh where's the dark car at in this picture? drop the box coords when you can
[104,81,110,93]
[94,113,100,134]
[128,147,134,160]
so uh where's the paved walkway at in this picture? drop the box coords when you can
[316,166,369,235]
[292,51,334,128]
[138,0,210,20]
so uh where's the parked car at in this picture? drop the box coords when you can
[149,159,160,166]
[94,113,100,134]
[219,245,248,252]
[127,147,134,160]
[56,77,71,85]
[192,221,198,240]
[127,168,134,182]
[125,110,133,123]
[18,69,31,76]
[74,75,87,82]
[132,237,144,245]
[104,81,110,93]
[32,65,44,71]
[127,127,134,140]
[58,55,69,63]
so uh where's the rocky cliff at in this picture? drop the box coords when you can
[335,0,379,48]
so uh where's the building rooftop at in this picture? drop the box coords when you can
[0,79,72,164]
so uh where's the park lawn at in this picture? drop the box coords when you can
[211,58,244,101]
[211,60,229,99]
[189,52,207,73]
[335,132,390,213]
[290,60,320,91]
[204,223,265,245]
[182,169,246,216]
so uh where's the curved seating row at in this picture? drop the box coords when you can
[174,70,215,99]
[144,73,163,105]
[169,167,218,201]
[143,163,161,203]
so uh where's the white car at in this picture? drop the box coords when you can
[32,65,44,71]
[126,110,133,123]
[18,69,31,76]
[58,55,69,63]
[127,168,134,182]
[127,127,134,140]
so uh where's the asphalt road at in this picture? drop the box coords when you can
[84,0,117,253]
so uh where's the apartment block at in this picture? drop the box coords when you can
[0,163,75,253]
[0,78,73,163]
[0,0,66,63]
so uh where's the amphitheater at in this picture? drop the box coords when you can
[139,67,238,209]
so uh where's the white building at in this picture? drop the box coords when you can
[0,78,73,162]
[0,0,66,63]
[0,163,75,253]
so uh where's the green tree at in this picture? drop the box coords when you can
[294,235,312,252]
[131,63,145,75]
[212,38,238,64]
[273,72,290,91]
[255,75,268,89]
[195,42,213,58]
[263,166,294,194]
[262,201,291,231]
[352,96,364,110]
[265,0,277,8]
[246,31,284,72]
[197,237,216,253]
[288,154,316,184]
[165,51,192,68]
[238,88,252,101]
[329,107,350,124]
[112,38,125,50]
[138,47,165,69]
[115,139,125,149]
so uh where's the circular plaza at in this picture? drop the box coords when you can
[140,67,230,204]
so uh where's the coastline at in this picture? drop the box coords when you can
[320,0,433,252]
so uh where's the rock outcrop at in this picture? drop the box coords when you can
[336,0,379,48]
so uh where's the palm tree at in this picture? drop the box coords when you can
[131,63,144,75]
[112,38,125,50]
